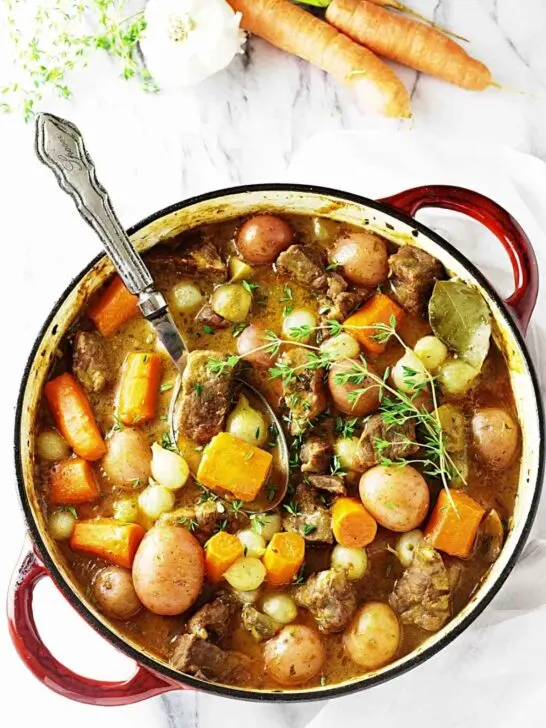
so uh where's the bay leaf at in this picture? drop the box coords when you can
[428,280,492,370]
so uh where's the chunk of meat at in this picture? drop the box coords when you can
[307,474,346,496]
[319,273,368,325]
[354,414,419,472]
[276,245,328,291]
[147,238,227,282]
[283,484,332,544]
[170,634,250,683]
[72,331,109,394]
[187,595,236,640]
[241,605,280,642]
[294,568,356,634]
[177,351,236,444]
[301,436,332,474]
[389,542,451,631]
[158,500,248,542]
[195,304,229,330]
[388,245,444,317]
[280,348,327,435]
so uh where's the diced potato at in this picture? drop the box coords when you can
[151,442,190,490]
[334,437,360,471]
[223,557,266,591]
[211,284,252,323]
[282,309,317,342]
[138,485,175,520]
[229,257,254,283]
[439,359,479,396]
[36,429,71,461]
[237,529,267,558]
[320,332,361,361]
[331,544,368,580]
[392,350,429,393]
[414,336,448,372]
[262,593,298,624]
[226,395,267,447]
[172,281,203,312]
[49,508,77,540]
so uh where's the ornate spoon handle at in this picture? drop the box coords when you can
[35,112,153,296]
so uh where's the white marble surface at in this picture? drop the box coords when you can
[1,0,546,726]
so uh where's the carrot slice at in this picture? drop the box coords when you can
[425,489,485,558]
[331,497,377,548]
[343,292,405,355]
[48,458,100,505]
[197,432,273,502]
[263,532,305,586]
[88,276,139,338]
[70,519,145,568]
[205,531,245,582]
[45,373,106,461]
[117,352,162,426]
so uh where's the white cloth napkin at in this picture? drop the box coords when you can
[282,131,546,728]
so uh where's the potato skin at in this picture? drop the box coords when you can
[102,428,151,490]
[328,359,380,416]
[331,231,388,287]
[359,465,429,532]
[236,324,277,367]
[92,566,142,620]
[343,602,400,669]
[471,408,519,470]
[264,625,325,686]
[236,215,294,265]
[132,526,205,616]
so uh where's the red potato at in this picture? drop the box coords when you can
[101,428,152,490]
[471,408,519,470]
[264,625,326,686]
[236,324,278,367]
[92,566,142,620]
[328,358,380,416]
[359,465,430,532]
[331,231,389,287]
[236,214,294,265]
[132,526,205,616]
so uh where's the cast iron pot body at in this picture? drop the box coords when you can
[8,184,544,705]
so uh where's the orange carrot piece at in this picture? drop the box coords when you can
[48,458,100,505]
[45,373,106,461]
[326,0,491,91]
[205,531,245,582]
[366,0,467,40]
[197,433,273,502]
[227,0,410,118]
[425,490,485,558]
[263,532,305,586]
[117,352,162,426]
[331,497,377,548]
[88,276,139,338]
[343,292,405,355]
[70,519,145,568]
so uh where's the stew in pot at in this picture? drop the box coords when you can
[35,213,520,690]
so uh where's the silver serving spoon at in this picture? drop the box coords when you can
[35,112,288,513]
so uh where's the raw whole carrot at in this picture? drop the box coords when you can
[326,0,492,90]
[227,0,411,118]
[117,352,162,426]
[197,432,273,502]
[331,497,377,547]
[48,458,100,505]
[343,292,404,355]
[70,519,145,568]
[205,531,245,582]
[424,489,485,558]
[263,532,305,586]
[88,275,139,338]
[367,0,467,41]
[45,373,106,461]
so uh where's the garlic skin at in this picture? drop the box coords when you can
[141,0,246,88]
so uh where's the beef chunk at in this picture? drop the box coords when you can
[158,500,248,541]
[72,331,109,393]
[354,414,419,472]
[389,245,443,317]
[294,568,356,634]
[148,239,227,282]
[195,304,229,330]
[241,605,280,642]
[276,245,328,291]
[389,543,451,631]
[283,484,332,543]
[188,595,236,640]
[280,348,327,435]
[319,273,368,324]
[301,436,332,474]
[170,634,250,683]
[307,474,346,496]
[177,350,236,444]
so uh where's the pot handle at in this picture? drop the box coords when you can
[380,185,539,334]
[7,542,180,706]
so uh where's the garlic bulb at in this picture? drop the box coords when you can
[141,0,246,88]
